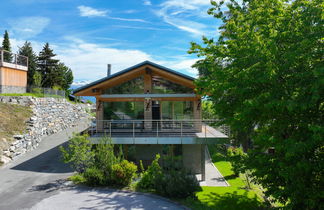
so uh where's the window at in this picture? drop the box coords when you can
[152,76,193,94]
[104,76,144,94]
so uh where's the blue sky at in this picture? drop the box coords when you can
[0,0,222,85]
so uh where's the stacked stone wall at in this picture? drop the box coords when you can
[0,96,91,163]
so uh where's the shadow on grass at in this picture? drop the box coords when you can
[184,191,267,210]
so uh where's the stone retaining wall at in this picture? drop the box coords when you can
[0,96,92,164]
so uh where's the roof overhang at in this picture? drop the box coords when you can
[73,61,196,96]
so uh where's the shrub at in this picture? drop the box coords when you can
[60,134,95,173]
[155,169,201,198]
[68,174,86,184]
[83,167,105,186]
[137,154,162,189]
[111,160,138,186]
[137,154,202,198]
[94,137,118,176]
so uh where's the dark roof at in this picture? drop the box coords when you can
[73,60,195,94]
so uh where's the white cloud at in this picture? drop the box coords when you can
[155,0,214,37]
[108,16,148,23]
[2,35,198,81]
[161,58,199,77]
[143,0,152,6]
[78,5,108,17]
[8,16,50,39]
[54,37,152,81]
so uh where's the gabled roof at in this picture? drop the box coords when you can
[73,60,195,95]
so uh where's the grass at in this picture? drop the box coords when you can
[180,145,267,210]
[0,102,33,153]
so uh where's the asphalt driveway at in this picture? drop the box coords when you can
[0,121,184,210]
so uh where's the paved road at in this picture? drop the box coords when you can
[0,121,184,210]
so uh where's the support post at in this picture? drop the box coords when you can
[201,144,206,181]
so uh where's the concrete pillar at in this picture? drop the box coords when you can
[193,99,202,132]
[182,144,202,174]
[201,144,206,181]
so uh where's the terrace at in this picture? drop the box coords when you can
[88,119,229,144]
[0,49,28,71]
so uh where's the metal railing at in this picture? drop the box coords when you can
[0,85,65,97]
[0,49,28,67]
[89,119,230,139]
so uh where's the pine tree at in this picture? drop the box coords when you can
[37,43,59,87]
[18,41,38,86]
[2,30,13,62]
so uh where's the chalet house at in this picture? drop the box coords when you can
[73,61,227,181]
[0,49,28,93]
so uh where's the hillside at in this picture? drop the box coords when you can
[0,103,32,156]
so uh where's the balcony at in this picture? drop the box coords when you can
[87,119,229,144]
[0,49,28,71]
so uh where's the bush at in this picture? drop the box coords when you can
[155,169,201,198]
[137,154,162,189]
[137,154,202,198]
[60,134,95,173]
[83,167,105,186]
[68,174,86,184]
[111,160,138,186]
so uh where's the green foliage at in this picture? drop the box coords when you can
[111,160,138,186]
[18,41,37,86]
[32,71,42,88]
[139,160,145,174]
[68,173,86,184]
[227,147,246,177]
[61,136,137,187]
[190,0,323,208]
[37,43,60,88]
[60,134,95,173]
[2,30,12,62]
[137,154,162,189]
[155,169,201,198]
[83,167,105,186]
[137,154,201,199]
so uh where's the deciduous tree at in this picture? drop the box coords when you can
[190,0,323,208]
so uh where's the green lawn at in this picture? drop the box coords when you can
[181,145,267,210]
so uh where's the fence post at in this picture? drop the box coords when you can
[181,121,183,144]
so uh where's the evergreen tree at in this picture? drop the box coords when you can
[2,30,13,62]
[18,41,37,86]
[49,62,73,91]
[37,43,59,87]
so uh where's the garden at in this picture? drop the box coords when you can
[60,134,270,209]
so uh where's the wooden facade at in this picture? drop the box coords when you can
[74,61,202,131]
[0,66,27,87]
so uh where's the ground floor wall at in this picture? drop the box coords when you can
[127,144,205,179]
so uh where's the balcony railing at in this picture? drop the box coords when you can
[88,119,230,140]
[0,49,28,70]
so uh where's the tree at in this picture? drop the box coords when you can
[55,62,73,92]
[37,43,59,87]
[18,41,38,86]
[2,30,13,62]
[190,0,323,209]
